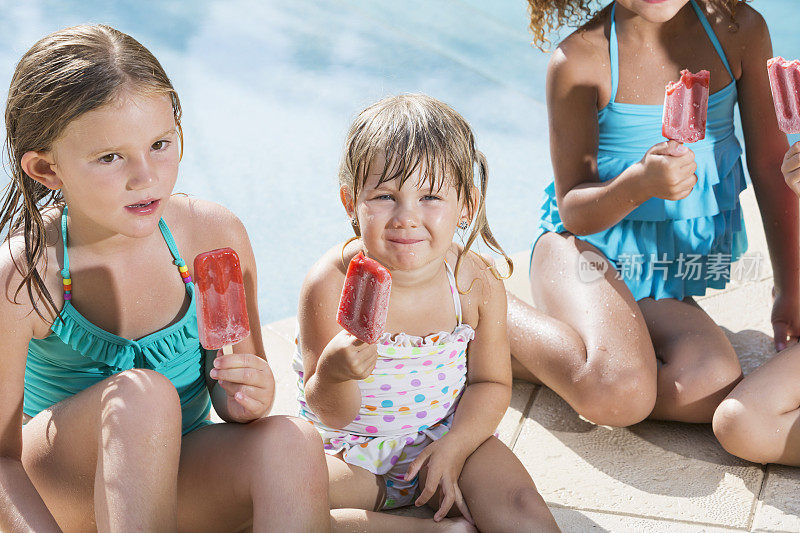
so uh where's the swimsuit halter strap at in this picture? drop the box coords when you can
[609,0,734,103]
[444,262,463,325]
[689,0,734,79]
[59,205,193,298]
[609,2,620,103]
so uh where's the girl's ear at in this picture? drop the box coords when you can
[340,185,356,218]
[460,185,479,225]
[21,151,62,190]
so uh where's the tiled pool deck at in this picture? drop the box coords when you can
[215,187,800,532]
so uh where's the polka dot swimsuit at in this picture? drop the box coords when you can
[292,262,474,509]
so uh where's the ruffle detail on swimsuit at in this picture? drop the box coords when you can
[49,290,201,371]
[536,137,749,301]
[320,412,454,478]
[376,323,475,351]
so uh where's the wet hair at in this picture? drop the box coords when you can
[2,24,183,319]
[338,93,513,293]
[527,0,749,50]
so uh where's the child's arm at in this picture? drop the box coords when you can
[734,7,799,351]
[184,200,275,423]
[0,250,61,532]
[406,254,512,522]
[548,35,698,236]
[299,250,377,429]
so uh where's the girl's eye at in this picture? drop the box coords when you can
[422,195,442,201]
[98,153,118,163]
[374,194,394,201]
[152,140,169,151]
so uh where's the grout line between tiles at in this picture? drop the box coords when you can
[747,465,770,532]
[510,384,540,450]
[548,503,750,531]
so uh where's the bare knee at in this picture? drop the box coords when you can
[572,362,657,427]
[713,398,772,463]
[662,355,742,419]
[242,416,326,476]
[101,369,182,440]
[495,486,558,532]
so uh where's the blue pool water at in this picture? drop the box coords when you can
[0,1,797,323]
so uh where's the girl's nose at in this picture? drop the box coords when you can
[127,156,158,190]
[390,202,419,228]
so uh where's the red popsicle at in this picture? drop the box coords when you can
[194,248,250,353]
[337,252,392,344]
[767,57,800,134]
[662,69,710,143]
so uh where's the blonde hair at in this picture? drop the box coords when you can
[338,93,512,293]
[527,0,749,50]
[2,24,183,319]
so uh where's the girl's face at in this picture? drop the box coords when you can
[346,161,469,272]
[615,0,690,23]
[45,90,180,239]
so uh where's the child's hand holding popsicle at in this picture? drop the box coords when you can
[634,140,698,201]
[627,69,708,202]
[766,57,800,196]
[782,142,800,196]
[317,252,391,383]
[195,247,272,422]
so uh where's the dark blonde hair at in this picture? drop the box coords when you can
[2,24,183,319]
[527,0,749,50]
[338,93,512,293]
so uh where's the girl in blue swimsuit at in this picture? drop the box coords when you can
[508,0,796,426]
[0,25,329,531]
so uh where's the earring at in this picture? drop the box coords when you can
[458,220,469,230]
[351,218,359,228]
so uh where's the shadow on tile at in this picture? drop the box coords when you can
[549,507,605,531]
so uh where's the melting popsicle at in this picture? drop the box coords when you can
[662,69,710,143]
[767,57,800,134]
[337,252,392,344]
[194,247,250,353]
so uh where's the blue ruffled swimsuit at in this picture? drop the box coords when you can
[24,206,213,434]
[533,0,748,301]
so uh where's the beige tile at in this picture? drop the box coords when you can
[551,507,741,532]
[264,316,297,342]
[752,465,800,533]
[514,388,763,528]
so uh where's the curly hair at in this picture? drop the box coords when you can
[527,0,749,50]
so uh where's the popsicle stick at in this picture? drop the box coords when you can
[222,344,234,355]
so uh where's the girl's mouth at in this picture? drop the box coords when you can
[125,198,160,215]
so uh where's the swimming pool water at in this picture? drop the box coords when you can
[0,1,797,323]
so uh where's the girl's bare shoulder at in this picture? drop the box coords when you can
[162,194,251,263]
[0,206,63,330]
[702,1,769,78]
[301,241,356,298]
[446,245,508,318]
[549,14,611,99]
[297,240,358,326]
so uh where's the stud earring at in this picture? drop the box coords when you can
[458,220,469,230]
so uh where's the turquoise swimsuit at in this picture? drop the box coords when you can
[534,0,748,301]
[24,206,213,435]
